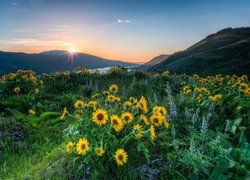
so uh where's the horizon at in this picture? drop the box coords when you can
[1,0,250,63]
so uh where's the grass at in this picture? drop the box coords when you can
[0,69,249,179]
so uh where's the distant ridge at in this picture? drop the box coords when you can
[0,50,136,75]
[150,27,250,76]
[137,54,170,70]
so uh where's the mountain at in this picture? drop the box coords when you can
[137,54,170,70]
[150,27,250,76]
[0,50,136,75]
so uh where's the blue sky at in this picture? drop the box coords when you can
[0,0,250,62]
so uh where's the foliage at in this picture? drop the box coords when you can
[0,70,249,179]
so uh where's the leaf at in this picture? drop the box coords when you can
[137,142,150,163]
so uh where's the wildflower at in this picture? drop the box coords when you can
[140,114,149,125]
[236,106,242,110]
[76,138,89,155]
[96,147,105,157]
[150,114,163,127]
[150,125,156,140]
[183,86,191,95]
[210,94,222,101]
[121,112,134,124]
[102,90,110,96]
[74,100,86,109]
[107,95,120,103]
[14,87,21,94]
[114,149,128,166]
[170,104,177,116]
[244,87,250,96]
[60,107,67,119]
[162,70,170,77]
[92,109,108,126]
[129,97,138,106]
[137,96,148,114]
[110,115,124,132]
[153,106,167,116]
[123,101,132,110]
[66,141,74,153]
[133,124,145,138]
[239,83,248,91]
[163,119,170,128]
[88,100,98,110]
[109,84,118,93]
[28,109,36,115]
[35,88,39,94]
[91,93,100,99]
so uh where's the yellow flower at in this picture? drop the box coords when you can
[91,93,100,99]
[66,141,74,153]
[129,97,138,106]
[150,125,156,140]
[162,70,170,77]
[14,87,21,94]
[150,114,163,127]
[153,106,167,116]
[60,107,67,119]
[240,83,248,91]
[140,114,149,125]
[110,115,124,132]
[107,95,120,103]
[193,74,199,79]
[74,100,87,109]
[1,75,6,81]
[236,106,242,110]
[137,96,148,114]
[196,93,202,101]
[102,90,110,96]
[96,147,105,157]
[114,149,128,166]
[28,109,36,115]
[163,119,170,128]
[210,94,222,101]
[183,86,191,95]
[76,138,89,155]
[121,112,134,124]
[92,109,108,126]
[88,100,98,110]
[35,88,39,94]
[109,84,119,93]
[244,88,250,96]
[133,124,144,138]
[123,101,132,110]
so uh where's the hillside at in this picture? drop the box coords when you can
[150,27,250,76]
[137,54,170,70]
[0,50,135,75]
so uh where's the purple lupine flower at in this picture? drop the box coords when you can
[170,103,177,116]
[209,103,215,112]
[166,114,172,122]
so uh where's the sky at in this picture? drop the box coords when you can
[0,0,250,63]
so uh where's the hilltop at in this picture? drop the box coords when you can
[150,27,250,76]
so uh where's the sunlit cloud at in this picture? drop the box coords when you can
[117,19,131,23]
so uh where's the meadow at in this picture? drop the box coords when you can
[0,67,249,179]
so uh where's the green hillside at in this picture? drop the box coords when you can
[150,27,250,76]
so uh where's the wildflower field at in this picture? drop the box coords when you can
[0,68,249,179]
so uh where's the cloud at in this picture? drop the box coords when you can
[11,2,18,6]
[117,19,122,23]
[117,19,131,23]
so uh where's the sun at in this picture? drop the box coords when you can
[68,47,77,54]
